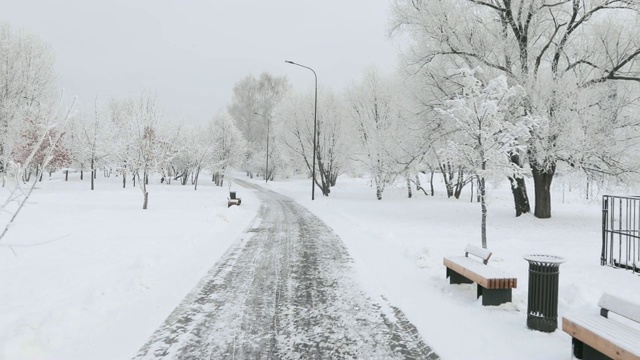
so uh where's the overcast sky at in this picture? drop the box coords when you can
[3,0,400,124]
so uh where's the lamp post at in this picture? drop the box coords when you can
[254,112,270,183]
[285,60,317,200]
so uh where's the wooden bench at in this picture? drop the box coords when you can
[227,198,241,207]
[227,191,242,207]
[562,293,640,360]
[443,244,517,306]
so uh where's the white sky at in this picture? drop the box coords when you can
[2,0,400,124]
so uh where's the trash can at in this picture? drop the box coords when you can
[523,254,565,332]
[229,191,237,200]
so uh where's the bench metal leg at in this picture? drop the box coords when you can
[446,268,473,284]
[582,342,610,360]
[572,338,584,359]
[477,286,512,306]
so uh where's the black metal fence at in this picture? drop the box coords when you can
[602,195,640,274]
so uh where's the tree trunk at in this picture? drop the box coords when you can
[509,154,530,217]
[453,167,464,199]
[194,167,200,190]
[143,191,148,210]
[65,170,69,181]
[531,162,555,219]
[91,158,95,191]
[439,162,454,198]
[509,176,530,217]
[414,174,423,194]
[470,178,474,203]
[479,177,487,249]
[330,169,338,187]
[80,169,83,180]
[429,170,435,196]
[376,186,383,200]
[407,175,412,198]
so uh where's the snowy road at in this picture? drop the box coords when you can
[134,180,439,360]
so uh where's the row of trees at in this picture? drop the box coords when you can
[0,22,249,213]
[221,1,640,246]
[4,1,640,226]
[66,96,247,209]
[390,0,640,219]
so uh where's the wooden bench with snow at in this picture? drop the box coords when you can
[443,244,517,306]
[562,293,640,360]
[227,191,241,208]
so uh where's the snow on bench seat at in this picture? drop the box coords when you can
[443,256,517,289]
[443,244,517,306]
[562,293,640,360]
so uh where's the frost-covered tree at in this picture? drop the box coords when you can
[1,97,75,246]
[391,0,640,218]
[208,110,246,187]
[438,70,532,248]
[277,92,315,177]
[277,87,349,195]
[315,89,351,191]
[177,125,212,190]
[154,122,182,185]
[121,92,163,209]
[0,22,57,184]
[108,97,136,188]
[72,98,118,189]
[165,125,195,186]
[227,73,289,178]
[13,115,72,181]
[344,68,424,200]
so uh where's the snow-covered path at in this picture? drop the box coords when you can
[134,180,438,359]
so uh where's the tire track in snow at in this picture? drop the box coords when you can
[134,180,439,359]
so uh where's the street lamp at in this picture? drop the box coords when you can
[285,60,317,200]
[254,112,270,183]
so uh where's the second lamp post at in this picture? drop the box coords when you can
[285,60,317,201]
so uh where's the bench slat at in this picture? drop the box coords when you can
[562,313,640,360]
[443,257,516,289]
[464,244,492,262]
[599,293,640,324]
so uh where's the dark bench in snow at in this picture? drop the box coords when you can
[228,191,242,208]
[562,293,640,360]
[227,198,241,207]
[443,244,517,306]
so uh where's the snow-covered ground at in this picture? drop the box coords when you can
[0,172,637,359]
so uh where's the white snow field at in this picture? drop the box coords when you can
[0,172,637,359]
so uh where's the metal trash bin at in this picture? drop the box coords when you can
[229,191,237,200]
[524,254,565,332]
